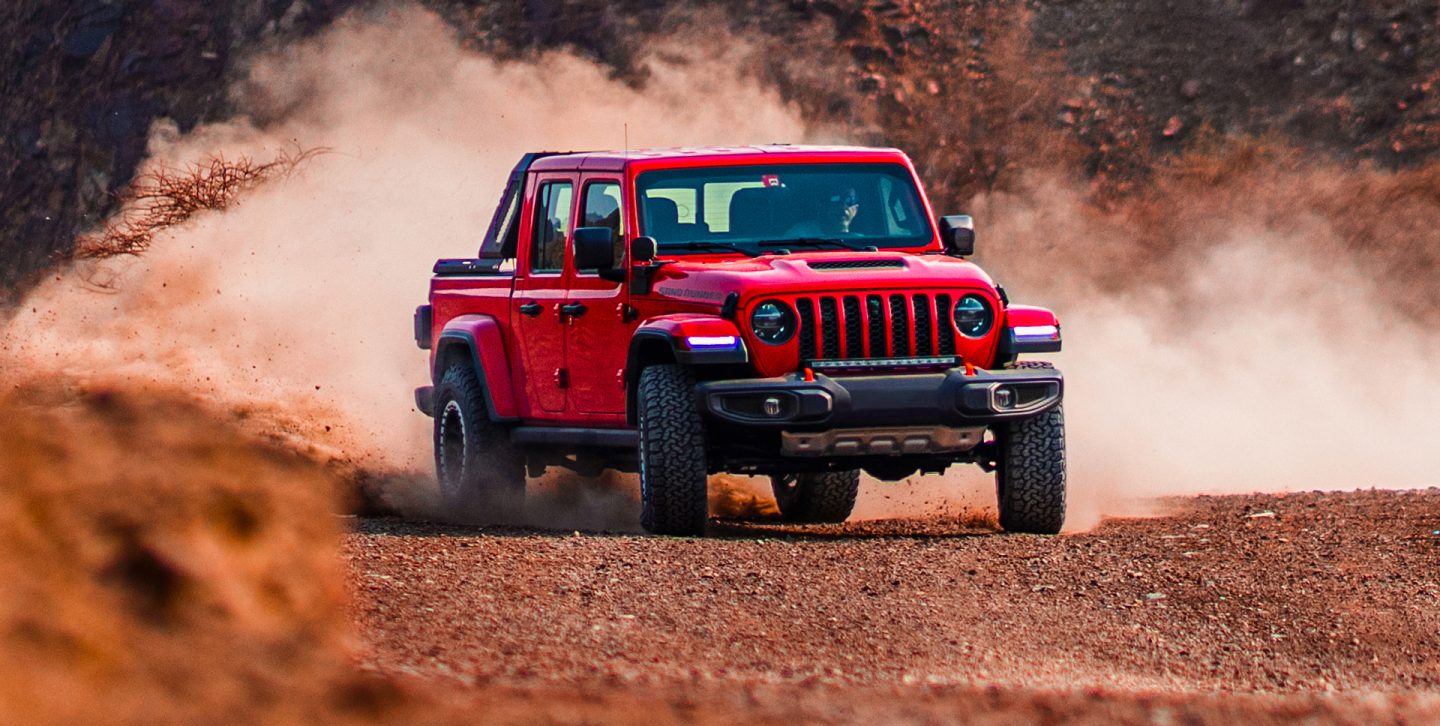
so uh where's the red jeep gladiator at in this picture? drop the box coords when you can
[414,146,1065,535]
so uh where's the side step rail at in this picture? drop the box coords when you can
[510,427,637,449]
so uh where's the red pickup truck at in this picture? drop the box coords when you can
[414,146,1065,535]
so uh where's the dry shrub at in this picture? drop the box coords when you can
[73,148,325,262]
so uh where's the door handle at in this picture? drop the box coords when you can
[519,301,543,317]
[559,302,588,318]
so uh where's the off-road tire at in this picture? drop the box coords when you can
[637,365,709,535]
[433,363,525,522]
[995,361,1066,534]
[771,471,860,523]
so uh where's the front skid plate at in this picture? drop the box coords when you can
[781,425,987,457]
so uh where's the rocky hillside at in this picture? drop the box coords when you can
[4,0,1439,297]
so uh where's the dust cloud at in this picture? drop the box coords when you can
[4,4,1436,532]
[854,154,1440,529]
[0,4,808,521]
[968,163,1440,529]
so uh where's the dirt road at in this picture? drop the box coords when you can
[344,488,1440,723]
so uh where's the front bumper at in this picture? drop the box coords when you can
[695,366,1062,430]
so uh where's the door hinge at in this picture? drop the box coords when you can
[555,368,569,389]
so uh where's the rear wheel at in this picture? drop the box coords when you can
[637,365,709,536]
[433,362,525,522]
[995,362,1066,534]
[771,470,860,523]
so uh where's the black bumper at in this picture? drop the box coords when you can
[695,367,1062,429]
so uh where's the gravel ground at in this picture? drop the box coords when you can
[344,488,1440,723]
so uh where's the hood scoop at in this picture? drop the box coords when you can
[807,258,906,271]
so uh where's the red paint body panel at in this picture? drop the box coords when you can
[1004,305,1060,329]
[424,146,1058,429]
[636,314,744,340]
[434,314,520,419]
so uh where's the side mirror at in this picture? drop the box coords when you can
[631,236,657,264]
[573,227,615,270]
[940,215,975,257]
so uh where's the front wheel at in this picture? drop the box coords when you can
[994,402,1066,535]
[771,471,860,523]
[433,363,525,522]
[637,365,709,535]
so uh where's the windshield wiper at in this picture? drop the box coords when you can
[657,241,760,258]
[757,237,875,252]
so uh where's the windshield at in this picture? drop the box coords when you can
[636,163,932,253]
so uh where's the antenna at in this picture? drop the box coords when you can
[624,123,629,154]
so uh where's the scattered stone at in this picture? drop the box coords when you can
[1162,115,1185,137]
[857,73,887,92]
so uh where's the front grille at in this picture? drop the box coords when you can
[890,294,909,356]
[842,297,864,357]
[912,295,934,356]
[819,297,841,358]
[797,298,817,358]
[794,291,967,363]
[936,294,956,355]
[866,295,885,354]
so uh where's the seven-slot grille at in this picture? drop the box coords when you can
[794,292,967,361]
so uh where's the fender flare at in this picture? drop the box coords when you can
[999,305,1062,362]
[624,314,748,424]
[432,314,520,421]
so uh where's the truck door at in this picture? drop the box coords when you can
[565,175,634,415]
[512,173,575,414]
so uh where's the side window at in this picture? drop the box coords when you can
[530,181,572,274]
[479,186,521,261]
[881,176,923,235]
[582,181,624,269]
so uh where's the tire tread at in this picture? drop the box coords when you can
[772,471,860,523]
[638,365,709,535]
[997,361,1066,534]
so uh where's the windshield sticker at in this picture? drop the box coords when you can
[762,174,782,187]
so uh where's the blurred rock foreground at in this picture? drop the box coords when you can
[3,0,1439,298]
[0,384,387,724]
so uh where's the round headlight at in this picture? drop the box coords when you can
[953,294,993,338]
[750,300,797,344]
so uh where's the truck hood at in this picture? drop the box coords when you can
[647,252,997,307]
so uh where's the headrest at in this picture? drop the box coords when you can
[647,196,679,225]
[729,187,777,237]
